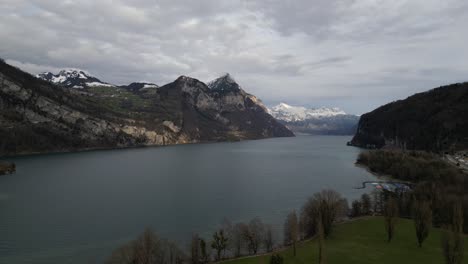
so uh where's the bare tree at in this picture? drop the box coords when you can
[106,244,134,264]
[106,229,185,264]
[351,200,362,217]
[211,230,228,261]
[220,218,233,257]
[441,203,464,264]
[191,234,201,264]
[243,218,265,255]
[413,199,432,247]
[337,198,350,220]
[317,212,327,264]
[361,194,371,215]
[201,238,211,264]
[232,223,246,257]
[300,189,343,239]
[384,196,399,242]
[284,210,299,256]
[372,190,384,214]
[264,224,275,252]
[315,189,343,237]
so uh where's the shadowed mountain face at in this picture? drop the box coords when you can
[0,60,292,156]
[351,82,468,151]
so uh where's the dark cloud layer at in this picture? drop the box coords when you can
[1,0,468,114]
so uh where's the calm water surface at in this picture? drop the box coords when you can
[0,135,377,264]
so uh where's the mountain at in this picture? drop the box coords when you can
[37,69,114,89]
[268,103,359,135]
[0,61,292,156]
[121,82,159,93]
[269,103,346,122]
[350,82,468,151]
[207,73,241,93]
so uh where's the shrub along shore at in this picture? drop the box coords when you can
[0,161,15,175]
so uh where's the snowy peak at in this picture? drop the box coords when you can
[207,73,241,92]
[268,103,347,122]
[36,69,114,89]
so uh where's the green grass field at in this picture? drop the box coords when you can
[223,217,468,264]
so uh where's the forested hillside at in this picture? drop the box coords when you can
[351,83,468,151]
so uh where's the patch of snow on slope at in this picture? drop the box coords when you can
[142,84,158,89]
[86,82,115,87]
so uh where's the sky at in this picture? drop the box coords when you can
[1,0,468,115]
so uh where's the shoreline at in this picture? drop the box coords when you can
[0,161,15,175]
[0,135,295,159]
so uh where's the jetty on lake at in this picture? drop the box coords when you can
[354,181,414,192]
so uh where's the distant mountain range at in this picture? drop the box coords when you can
[268,103,359,135]
[351,82,468,151]
[37,69,159,92]
[0,61,292,156]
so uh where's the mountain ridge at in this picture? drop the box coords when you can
[350,82,468,151]
[268,103,359,135]
[0,61,293,157]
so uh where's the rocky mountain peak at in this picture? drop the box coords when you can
[207,73,241,92]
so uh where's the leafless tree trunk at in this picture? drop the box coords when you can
[263,224,275,252]
[441,203,464,264]
[318,212,327,264]
[232,223,246,257]
[106,228,185,264]
[191,234,200,264]
[284,210,298,256]
[243,218,265,255]
[413,199,432,247]
[384,196,399,242]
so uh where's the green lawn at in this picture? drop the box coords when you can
[223,217,468,264]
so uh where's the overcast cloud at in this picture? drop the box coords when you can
[1,0,468,114]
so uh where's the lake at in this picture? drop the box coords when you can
[0,135,377,264]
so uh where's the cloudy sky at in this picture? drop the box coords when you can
[1,0,468,114]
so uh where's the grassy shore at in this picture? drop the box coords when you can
[223,217,468,264]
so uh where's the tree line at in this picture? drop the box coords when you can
[106,189,347,264]
[354,149,466,264]
[106,184,465,264]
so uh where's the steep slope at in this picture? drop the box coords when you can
[350,82,468,151]
[160,75,294,140]
[0,61,292,156]
[269,103,359,135]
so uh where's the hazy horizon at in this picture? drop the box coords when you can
[2,0,468,115]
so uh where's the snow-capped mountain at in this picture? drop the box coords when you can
[268,103,359,135]
[37,69,115,89]
[268,103,347,122]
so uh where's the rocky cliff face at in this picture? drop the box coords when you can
[351,82,468,151]
[0,61,292,156]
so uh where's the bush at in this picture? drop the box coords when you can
[270,254,283,264]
